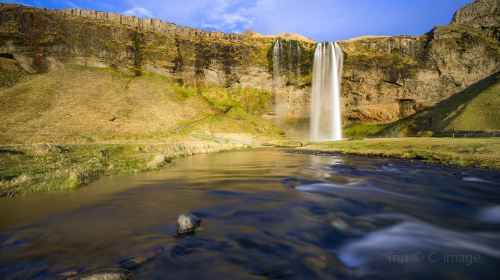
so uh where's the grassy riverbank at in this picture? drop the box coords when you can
[2,137,499,197]
[0,140,247,197]
[0,65,282,197]
[299,138,500,169]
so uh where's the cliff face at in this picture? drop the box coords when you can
[340,23,499,124]
[339,0,499,124]
[453,0,500,29]
[0,0,498,127]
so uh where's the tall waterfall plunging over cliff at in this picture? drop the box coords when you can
[273,39,285,122]
[310,42,344,141]
[273,39,282,90]
[272,39,305,124]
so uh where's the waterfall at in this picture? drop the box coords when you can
[287,41,293,78]
[310,42,344,141]
[296,43,302,82]
[272,39,304,125]
[273,39,285,122]
[272,39,282,89]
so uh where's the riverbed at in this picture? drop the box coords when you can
[1,149,500,279]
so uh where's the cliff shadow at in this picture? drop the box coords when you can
[381,71,500,136]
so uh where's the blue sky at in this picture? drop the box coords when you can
[2,0,474,41]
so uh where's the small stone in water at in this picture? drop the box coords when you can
[57,270,79,278]
[330,218,348,231]
[176,213,201,235]
[78,268,131,280]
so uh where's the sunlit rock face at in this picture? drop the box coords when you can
[0,0,498,127]
[0,4,309,84]
[339,0,499,124]
[452,0,500,29]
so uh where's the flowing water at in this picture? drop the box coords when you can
[310,42,344,141]
[273,39,286,124]
[296,42,302,82]
[273,39,283,91]
[1,149,500,279]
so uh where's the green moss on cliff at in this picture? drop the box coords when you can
[343,123,388,138]
[434,24,500,54]
[194,85,273,115]
[345,49,418,82]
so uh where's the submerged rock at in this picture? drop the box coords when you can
[176,213,201,235]
[78,268,131,280]
[57,270,79,278]
[302,255,327,270]
[121,247,164,269]
[281,178,323,189]
[169,245,193,258]
[281,178,304,188]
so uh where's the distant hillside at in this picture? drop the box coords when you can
[0,61,280,144]
[382,72,500,136]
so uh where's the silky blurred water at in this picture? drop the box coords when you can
[1,149,500,279]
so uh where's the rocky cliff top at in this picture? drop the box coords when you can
[0,3,312,43]
[452,0,500,27]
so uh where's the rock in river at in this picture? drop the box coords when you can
[78,268,131,280]
[177,213,201,235]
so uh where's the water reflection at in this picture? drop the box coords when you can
[1,149,499,279]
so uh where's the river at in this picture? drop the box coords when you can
[1,149,500,279]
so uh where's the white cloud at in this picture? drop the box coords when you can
[200,0,269,33]
[123,0,273,33]
[123,7,153,18]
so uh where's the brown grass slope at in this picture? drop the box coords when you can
[0,65,281,144]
